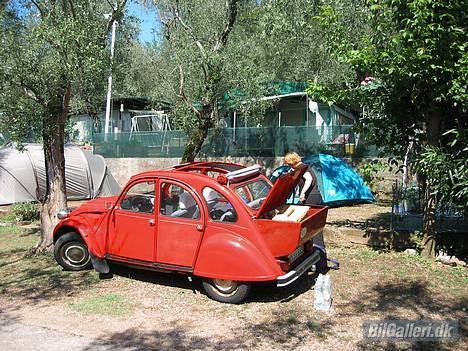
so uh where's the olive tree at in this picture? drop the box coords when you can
[0,0,128,252]
[312,0,467,256]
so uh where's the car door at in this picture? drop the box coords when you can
[108,179,157,262]
[157,181,205,267]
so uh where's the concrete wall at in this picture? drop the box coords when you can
[105,156,286,186]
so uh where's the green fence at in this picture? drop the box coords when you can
[93,126,361,158]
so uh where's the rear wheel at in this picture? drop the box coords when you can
[202,279,251,304]
[54,232,92,271]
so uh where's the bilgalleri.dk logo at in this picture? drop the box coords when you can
[362,320,458,340]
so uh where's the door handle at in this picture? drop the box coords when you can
[196,224,203,232]
[149,219,155,226]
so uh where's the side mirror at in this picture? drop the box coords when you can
[105,201,113,210]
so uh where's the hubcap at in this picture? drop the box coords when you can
[64,244,89,267]
[213,279,237,294]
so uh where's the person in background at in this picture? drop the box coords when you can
[283,152,322,205]
[283,152,326,251]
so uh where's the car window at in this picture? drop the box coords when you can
[120,181,155,214]
[160,182,200,220]
[202,187,238,223]
[234,179,271,210]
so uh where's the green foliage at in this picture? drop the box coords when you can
[358,160,389,192]
[133,0,358,140]
[315,0,467,155]
[409,231,424,250]
[414,129,468,212]
[11,202,39,222]
[0,1,133,143]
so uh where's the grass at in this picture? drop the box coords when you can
[0,221,100,299]
[0,211,16,222]
[70,293,133,317]
[328,244,468,301]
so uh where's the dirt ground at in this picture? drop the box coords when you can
[0,203,466,351]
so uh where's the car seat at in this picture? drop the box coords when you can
[171,191,198,219]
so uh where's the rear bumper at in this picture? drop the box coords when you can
[277,250,320,287]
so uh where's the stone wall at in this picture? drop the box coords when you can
[104,156,400,197]
[105,156,286,186]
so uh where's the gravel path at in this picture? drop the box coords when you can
[0,318,116,351]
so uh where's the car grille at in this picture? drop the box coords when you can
[288,245,304,263]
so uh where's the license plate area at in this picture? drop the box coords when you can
[287,245,304,263]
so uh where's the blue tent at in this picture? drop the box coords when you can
[270,154,374,206]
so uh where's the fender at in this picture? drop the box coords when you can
[53,216,106,258]
[194,232,282,282]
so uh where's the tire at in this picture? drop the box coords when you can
[202,278,251,304]
[54,232,92,271]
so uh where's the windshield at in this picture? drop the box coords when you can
[234,179,271,210]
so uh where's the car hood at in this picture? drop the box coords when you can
[71,196,119,216]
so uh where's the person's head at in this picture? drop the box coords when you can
[283,152,301,168]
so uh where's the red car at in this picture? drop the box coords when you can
[53,162,328,303]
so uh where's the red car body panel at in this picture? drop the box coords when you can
[53,162,328,284]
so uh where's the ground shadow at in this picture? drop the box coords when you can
[109,264,196,291]
[82,309,336,351]
[0,305,21,328]
[0,253,100,305]
[340,279,467,351]
[109,264,317,304]
[328,211,391,232]
[328,211,419,249]
[246,273,316,303]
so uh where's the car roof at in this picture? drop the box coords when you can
[128,163,238,186]
[170,161,245,173]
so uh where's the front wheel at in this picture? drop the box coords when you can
[54,232,92,271]
[202,279,251,304]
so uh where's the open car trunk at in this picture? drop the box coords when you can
[254,205,328,257]
[250,163,328,258]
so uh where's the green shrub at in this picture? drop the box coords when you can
[358,160,389,192]
[11,202,39,222]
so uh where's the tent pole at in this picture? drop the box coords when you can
[233,111,237,141]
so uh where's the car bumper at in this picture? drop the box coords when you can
[277,250,321,287]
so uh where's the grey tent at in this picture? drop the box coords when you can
[0,143,121,205]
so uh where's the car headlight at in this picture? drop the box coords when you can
[57,209,70,220]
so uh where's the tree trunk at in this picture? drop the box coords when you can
[420,108,443,257]
[421,180,436,257]
[33,91,69,253]
[181,107,214,163]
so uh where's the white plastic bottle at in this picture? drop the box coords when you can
[321,274,332,311]
[314,274,325,310]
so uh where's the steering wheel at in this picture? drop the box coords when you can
[130,196,153,213]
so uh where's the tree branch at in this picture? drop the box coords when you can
[173,0,208,60]
[67,0,76,19]
[30,0,45,17]
[61,82,72,122]
[214,0,239,51]
[104,0,128,37]
[16,80,44,105]
[178,64,201,116]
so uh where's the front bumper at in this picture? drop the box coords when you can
[277,250,320,287]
